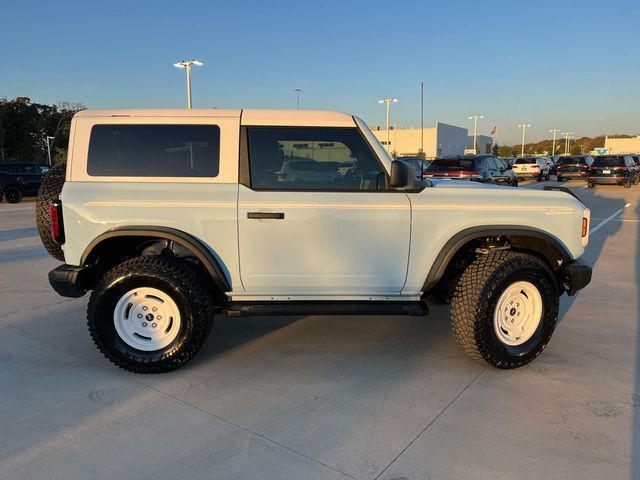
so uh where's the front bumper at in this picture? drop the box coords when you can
[561,260,592,296]
[49,264,94,298]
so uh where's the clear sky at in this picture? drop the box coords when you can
[1,0,638,144]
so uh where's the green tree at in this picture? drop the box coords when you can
[0,98,84,164]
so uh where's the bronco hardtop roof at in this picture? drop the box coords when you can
[74,109,356,127]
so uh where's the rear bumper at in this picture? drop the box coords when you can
[561,260,592,296]
[588,176,627,185]
[48,264,94,298]
[557,171,586,178]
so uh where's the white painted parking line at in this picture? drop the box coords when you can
[589,203,631,235]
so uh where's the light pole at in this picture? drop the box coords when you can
[378,97,398,153]
[173,59,204,109]
[518,124,531,157]
[468,114,484,153]
[294,88,302,109]
[562,132,573,155]
[45,136,54,166]
[549,129,560,155]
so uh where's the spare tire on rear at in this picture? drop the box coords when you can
[36,164,66,261]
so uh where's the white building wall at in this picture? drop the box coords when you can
[436,122,469,157]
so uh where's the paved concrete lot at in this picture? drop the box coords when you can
[1,182,638,480]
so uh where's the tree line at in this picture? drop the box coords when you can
[495,135,634,158]
[0,97,84,165]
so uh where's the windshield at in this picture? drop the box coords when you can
[354,116,392,175]
[593,156,625,167]
[428,158,476,171]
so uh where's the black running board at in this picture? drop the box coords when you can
[223,301,428,318]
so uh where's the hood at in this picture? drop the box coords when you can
[428,179,504,189]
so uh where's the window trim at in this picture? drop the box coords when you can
[86,123,221,178]
[239,125,394,193]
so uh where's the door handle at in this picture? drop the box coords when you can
[247,212,285,220]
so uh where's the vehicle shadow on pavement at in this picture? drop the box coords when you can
[555,187,625,325]
[194,315,304,362]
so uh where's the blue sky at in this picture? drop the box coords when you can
[1,0,638,144]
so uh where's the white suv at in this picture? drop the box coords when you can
[39,109,592,373]
[512,157,551,181]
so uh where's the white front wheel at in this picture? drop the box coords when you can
[493,281,543,346]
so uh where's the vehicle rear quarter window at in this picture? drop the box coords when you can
[246,126,386,191]
[87,124,220,177]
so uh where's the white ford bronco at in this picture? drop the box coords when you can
[40,108,592,373]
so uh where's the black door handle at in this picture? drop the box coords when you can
[247,212,285,220]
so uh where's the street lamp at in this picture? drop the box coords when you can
[172,59,204,109]
[518,124,531,157]
[468,114,484,153]
[45,136,54,166]
[294,88,302,109]
[378,98,398,153]
[562,132,574,155]
[549,129,560,155]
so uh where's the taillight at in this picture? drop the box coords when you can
[49,200,65,244]
[531,165,540,169]
[618,166,628,171]
[460,170,479,176]
[582,208,591,247]
[589,166,597,171]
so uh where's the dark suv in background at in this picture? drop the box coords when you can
[556,155,594,182]
[587,155,640,188]
[0,163,50,203]
[423,154,517,186]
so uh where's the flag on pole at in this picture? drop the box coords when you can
[490,126,497,136]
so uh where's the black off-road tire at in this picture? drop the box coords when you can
[624,179,632,189]
[36,164,66,261]
[88,256,215,373]
[3,186,23,203]
[450,250,559,369]
[588,182,595,188]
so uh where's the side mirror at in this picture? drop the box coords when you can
[390,160,416,189]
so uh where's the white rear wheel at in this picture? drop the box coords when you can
[493,281,543,346]
[113,287,181,351]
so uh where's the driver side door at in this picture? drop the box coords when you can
[237,125,411,296]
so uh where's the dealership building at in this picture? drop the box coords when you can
[603,136,640,154]
[371,123,492,158]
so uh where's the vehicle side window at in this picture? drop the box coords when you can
[247,127,386,191]
[87,124,220,177]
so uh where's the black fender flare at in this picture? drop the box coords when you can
[81,226,231,293]
[422,225,573,293]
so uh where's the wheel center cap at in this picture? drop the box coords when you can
[145,313,154,321]
[509,307,517,316]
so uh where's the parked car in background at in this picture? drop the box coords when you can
[587,155,640,188]
[556,155,594,182]
[423,154,518,186]
[512,157,550,181]
[630,155,640,167]
[0,163,50,203]
[397,156,432,178]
